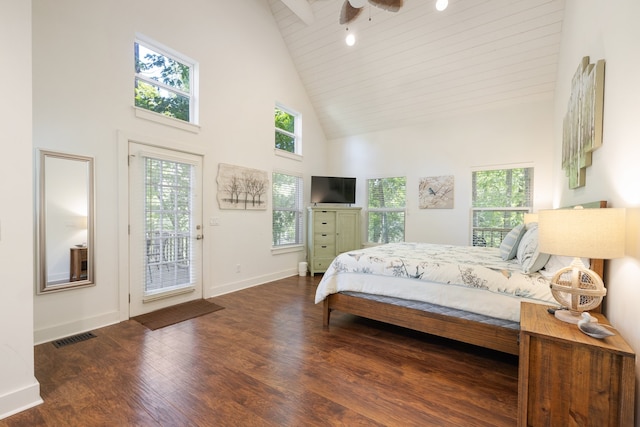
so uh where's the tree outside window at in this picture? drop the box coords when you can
[367,177,406,244]
[471,167,533,247]
[275,105,300,154]
[134,36,197,124]
[272,172,303,247]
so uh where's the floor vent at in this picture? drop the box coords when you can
[52,332,97,348]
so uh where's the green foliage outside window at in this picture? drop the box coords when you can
[368,177,406,243]
[145,158,193,233]
[272,173,302,246]
[472,168,533,247]
[135,42,191,122]
[275,108,296,153]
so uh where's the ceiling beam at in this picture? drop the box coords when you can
[280,0,315,25]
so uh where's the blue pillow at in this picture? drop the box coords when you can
[499,224,526,260]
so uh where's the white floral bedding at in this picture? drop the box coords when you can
[314,242,556,320]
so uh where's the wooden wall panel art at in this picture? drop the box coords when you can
[562,56,605,189]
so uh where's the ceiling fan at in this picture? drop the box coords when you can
[339,0,404,25]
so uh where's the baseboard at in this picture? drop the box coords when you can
[34,311,121,345]
[205,268,298,298]
[0,380,42,421]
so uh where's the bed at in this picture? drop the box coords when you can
[316,202,606,355]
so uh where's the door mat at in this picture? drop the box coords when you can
[132,299,224,330]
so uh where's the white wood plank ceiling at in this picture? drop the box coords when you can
[267,0,565,139]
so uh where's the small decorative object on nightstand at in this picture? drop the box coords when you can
[538,206,626,323]
[518,302,635,427]
[577,312,615,339]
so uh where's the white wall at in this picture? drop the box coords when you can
[328,100,556,245]
[0,0,42,419]
[32,0,327,343]
[554,0,640,420]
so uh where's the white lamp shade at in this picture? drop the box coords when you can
[538,208,626,259]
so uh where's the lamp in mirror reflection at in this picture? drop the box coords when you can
[72,215,88,229]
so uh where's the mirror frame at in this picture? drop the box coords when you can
[36,149,95,294]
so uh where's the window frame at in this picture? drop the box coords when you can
[470,165,534,248]
[134,33,200,131]
[271,171,304,251]
[274,103,302,159]
[366,176,407,245]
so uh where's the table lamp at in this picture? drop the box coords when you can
[538,206,626,323]
[523,213,538,226]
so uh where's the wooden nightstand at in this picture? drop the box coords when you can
[518,302,635,427]
[70,246,88,281]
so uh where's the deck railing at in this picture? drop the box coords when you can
[472,227,511,248]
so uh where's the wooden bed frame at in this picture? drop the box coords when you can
[322,201,607,356]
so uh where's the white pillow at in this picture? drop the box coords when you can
[540,255,590,278]
[516,225,551,274]
[499,224,526,261]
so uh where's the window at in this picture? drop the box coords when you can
[367,177,406,244]
[275,105,300,155]
[471,167,533,248]
[272,172,303,247]
[134,35,198,124]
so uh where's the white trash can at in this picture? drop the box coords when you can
[298,262,308,276]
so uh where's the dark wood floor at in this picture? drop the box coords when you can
[1,275,519,426]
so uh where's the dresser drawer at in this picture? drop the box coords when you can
[314,243,335,257]
[314,210,335,222]
[313,258,334,272]
[314,218,335,233]
[314,232,334,245]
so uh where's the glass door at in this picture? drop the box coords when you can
[129,143,203,316]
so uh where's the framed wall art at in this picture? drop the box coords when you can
[216,163,269,210]
[419,175,454,209]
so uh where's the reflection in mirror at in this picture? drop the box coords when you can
[36,150,94,293]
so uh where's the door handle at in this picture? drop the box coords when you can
[196,234,204,240]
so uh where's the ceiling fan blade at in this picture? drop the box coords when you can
[340,0,364,24]
[368,0,403,13]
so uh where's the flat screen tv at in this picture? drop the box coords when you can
[310,176,356,204]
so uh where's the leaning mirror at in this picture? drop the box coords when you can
[36,150,95,293]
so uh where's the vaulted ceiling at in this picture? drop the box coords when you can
[267,0,566,139]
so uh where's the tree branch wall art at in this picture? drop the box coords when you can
[216,163,269,210]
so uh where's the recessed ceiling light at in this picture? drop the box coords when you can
[345,33,356,46]
[436,0,448,11]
